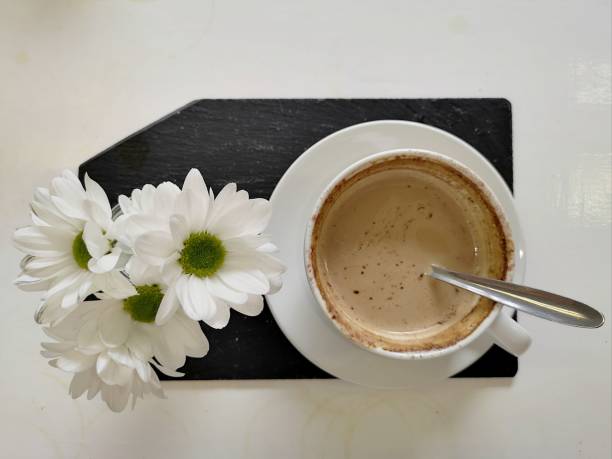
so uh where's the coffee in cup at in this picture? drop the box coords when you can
[307,151,513,354]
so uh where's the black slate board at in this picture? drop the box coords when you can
[79,98,517,380]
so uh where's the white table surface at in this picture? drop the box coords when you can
[0,1,610,458]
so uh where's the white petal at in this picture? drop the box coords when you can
[22,255,72,278]
[150,344,181,372]
[230,294,264,316]
[224,234,273,252]
[161,259,182,285]
[12,227,57,249]
[177,276,210,320]
[15,225,73,251]
[182,168,208,196]
[150,359,184,378]
[202,302,230,329]
[211,183,237,211]
[20,254,34,270]
[155,282,179,325]
[124,213,166,237]
[56,351,96,372]
[51,172,87,216]
[19,261,76,283]
[83,221,109,259]
[242,199,272,235]
[155,181,181,213]
[12,244,66,258]
[217,269,270,295]
[84,173,111,219]
[31,197,79,231]
[207,200,252,239]
[149,370,163,391]
[267,274,283,294]
[134,231,176,266]
[84,199,112,231]
[44,301,98,339]
[41,341,74,354]
[255,253,286,276]
[118,194,133,215]
[126,327,153,361]
[224,251,286,277]
[99,306,131,347]
[149,321,185,370]
[175,275,198,320]
[57,170,85,197]
[14,273,52,292]
[207,184,248,228]
[36,298,70,325]
[174,190,208,232]
[77,276,94,300]
[86,377,101,400]
[108,346,135,367]
[257,241,279,253]
[30,211,48,227]
[139,184,156,212]
[101,379,131,412]
[45,270,85,299]
[96,353,133,386]
[51,195,88,221]
[12,226,71,257]
[87,247,121,274]
[174,313,209,357]
[191,276,220,319]
[69,369,94,399]
[126,257,166,287]
[169,215,189,248]
[77,319,105,354]
[133,358,151,383]
[60,284,81,310]
[98,271,137,299]
[206,276,248,304]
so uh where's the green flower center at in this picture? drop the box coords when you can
[178,231,226,278]
[72,232,92,270]
[123,284,164,323]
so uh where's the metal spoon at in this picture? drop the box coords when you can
[428,265,605,328]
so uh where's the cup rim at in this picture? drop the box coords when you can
[304,148,517,360]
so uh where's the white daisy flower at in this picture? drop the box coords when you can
[113,181,181,281]
[13,170,136,322]
[41,266,209,412]
[131,169,285,327]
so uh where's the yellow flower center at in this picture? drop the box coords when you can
[178,231,226,278]
[72,232,92,270]
[123,284,164,323]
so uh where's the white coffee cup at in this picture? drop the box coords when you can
[304,149,531,360]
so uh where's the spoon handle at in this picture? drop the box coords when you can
[429,265,605,328]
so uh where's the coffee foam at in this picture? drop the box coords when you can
[310,154,513,353]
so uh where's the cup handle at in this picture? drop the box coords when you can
[485,311,531,356]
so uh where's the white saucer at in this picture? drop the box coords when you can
[265,121,525,388]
